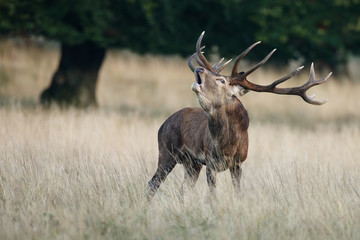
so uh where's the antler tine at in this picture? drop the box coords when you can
[213,58,224,69]
[231,63,331,105]
[300,63,332,105]
[216,59,232,73]
[305,62,331,86]
[231,41,261,77]
[196,54,206,68]
[196,31,215,71]
[190,32,232,73]
[188,46,205,72]
[212,58,233,73]
[188,52,197,72]
[269,66,304,88]
[242,49,277,78]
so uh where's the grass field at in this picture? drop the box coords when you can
[0,40,359,239]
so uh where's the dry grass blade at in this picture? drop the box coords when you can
[0,40,359,239]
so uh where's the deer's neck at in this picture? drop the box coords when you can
[207,99,249,155]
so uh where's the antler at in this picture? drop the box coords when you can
[188,31,232,73]
[230,42,332,105]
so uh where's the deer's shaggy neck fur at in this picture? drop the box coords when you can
[206,97,249,169]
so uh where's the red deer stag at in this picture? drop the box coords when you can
[147,32,331,201]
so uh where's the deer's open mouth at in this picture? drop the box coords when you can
[196,71,202,85]
[192,68,204,93]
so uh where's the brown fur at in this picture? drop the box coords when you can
[147,32,330,201]
[147,68,249,200]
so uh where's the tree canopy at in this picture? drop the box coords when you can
[1,0,359,107]
[1,0,359,68]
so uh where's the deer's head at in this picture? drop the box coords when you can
[191,67,248,112]
[188,32,332,114]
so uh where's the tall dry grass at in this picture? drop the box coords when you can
[0,40,359,239]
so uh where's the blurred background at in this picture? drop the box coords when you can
[0,0,359,116]
[0,2,359,238]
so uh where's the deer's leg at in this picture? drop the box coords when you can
[147,151,176,201]
[206,166,217,200]
[179,162,203,201]
[230,164,242,198]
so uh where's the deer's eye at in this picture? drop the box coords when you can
[217,78,225,84]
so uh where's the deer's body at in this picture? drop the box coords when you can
[159,105,248,169]
[147,32,330,201]
[148,100,249,200]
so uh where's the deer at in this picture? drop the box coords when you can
[147,32,331,201]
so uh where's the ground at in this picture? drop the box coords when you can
[0,41,359,239]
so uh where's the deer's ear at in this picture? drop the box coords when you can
[227,85,248,99]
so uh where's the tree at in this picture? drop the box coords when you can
[0,0,359,107]
[251,0,360,73]
[0,0,158,107]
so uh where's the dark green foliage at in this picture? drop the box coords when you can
[1,0,359,69]
[252,0,360,69]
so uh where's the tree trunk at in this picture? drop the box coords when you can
[40,42,106,108]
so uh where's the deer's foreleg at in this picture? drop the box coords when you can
[179,162,203,202]
[206,166,217,200]
[147,151,177,201]
[230,164,242,198]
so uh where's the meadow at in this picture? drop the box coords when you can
[0,40,359,239]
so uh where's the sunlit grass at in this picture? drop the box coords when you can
[0,40,359,239]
